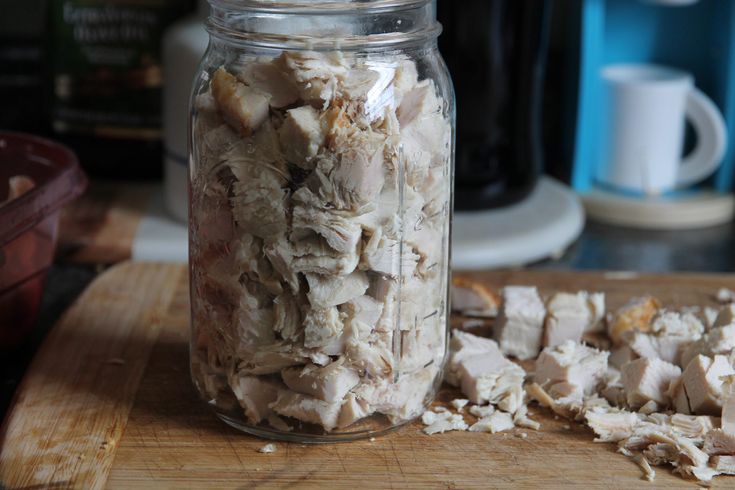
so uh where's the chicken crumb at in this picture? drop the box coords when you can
[716,288,735,304]
[258,443,277,454]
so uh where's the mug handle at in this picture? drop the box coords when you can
[677,88,727,188]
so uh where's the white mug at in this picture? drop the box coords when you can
[595,64,727,195]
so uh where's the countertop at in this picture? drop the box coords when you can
[2,219,735,421]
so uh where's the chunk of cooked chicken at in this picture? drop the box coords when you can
[494,286,546,360]
[211,67,269,136]
[446,330,526,412]
[451,277,501,318]
[535,341,609,397]
[281,360,360,403]
[337,393,373,429]
[544,292,604,347]
[278,105,325,169]
[621,357,681,408]
[422,410,469,435]
[677,355,735,415]
[229,375,282,423]
[291,187,363,254]
[270,391,343,432]
[608,296,661,345]
[680,325,735,371]
[274,51,349,107]
[305,271,369,309]
[303,306,344,351]
[238,59,299,108]
[469,411,515,434]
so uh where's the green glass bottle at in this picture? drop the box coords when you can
[48,0,194,180]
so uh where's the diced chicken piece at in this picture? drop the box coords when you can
[535,341,609,396]
[236,341,311,375]
[353,365,438,423]
[313,131,386,211]
[608,296,661,345]
[270,391,343,432]
[714,303,735,328]
[263,241,301,293]
[668,377,692,415]
[455,348,526,411]
[227,141,290,239]
[609,344,637,370]
[290,235,360,276]
[238,60,299,108]
[584,407,640,442]
[494,286,546,360]
[651,310,705,339]
[712,455,735,474]
[621,357,681,408]
[469,411,515,434]
[342,295,384,333]
[211,67,269,136]
[423,411,469,435]
[345,337,393,378]
[340,68,380,101]
[392,59,419,99]
[451,277,501,318]
[396,80,441,128]
[232,297,276,348]
[680,324,735,369]
[625,331,686,365]
[292,187,363,254]
[302,307,344,357]
[229,375,281,423]
[361,229,399,277]
[305,271,369,309]
[339,65,395,124]
[677,355,735,415]
[469,404,495,418]
[273,292,302,341]
[337,393,373,429]
[274,51,349,107]
[279,105,325,169]
[544,292,602,347]
[446,329,504,386]
[704,429,735,455]
[281,361,359,402]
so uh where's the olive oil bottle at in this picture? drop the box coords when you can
[48,0,194,179]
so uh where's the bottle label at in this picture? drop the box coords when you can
[50,0,192,140]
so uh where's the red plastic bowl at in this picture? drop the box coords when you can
[0,132,87,347]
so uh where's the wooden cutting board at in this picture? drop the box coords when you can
[2,263,735,489]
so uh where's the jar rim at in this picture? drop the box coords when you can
[208,0,431,15]
[206,0,441,51]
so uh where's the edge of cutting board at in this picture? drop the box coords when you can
[0,262,185,489]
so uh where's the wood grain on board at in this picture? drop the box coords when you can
[3,264,735,489]
[0,262,185,489]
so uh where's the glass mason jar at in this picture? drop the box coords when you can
[189,0,455,442]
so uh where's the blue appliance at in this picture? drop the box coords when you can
[571,0,735,194]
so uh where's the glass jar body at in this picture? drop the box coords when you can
[188,3,455,442]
